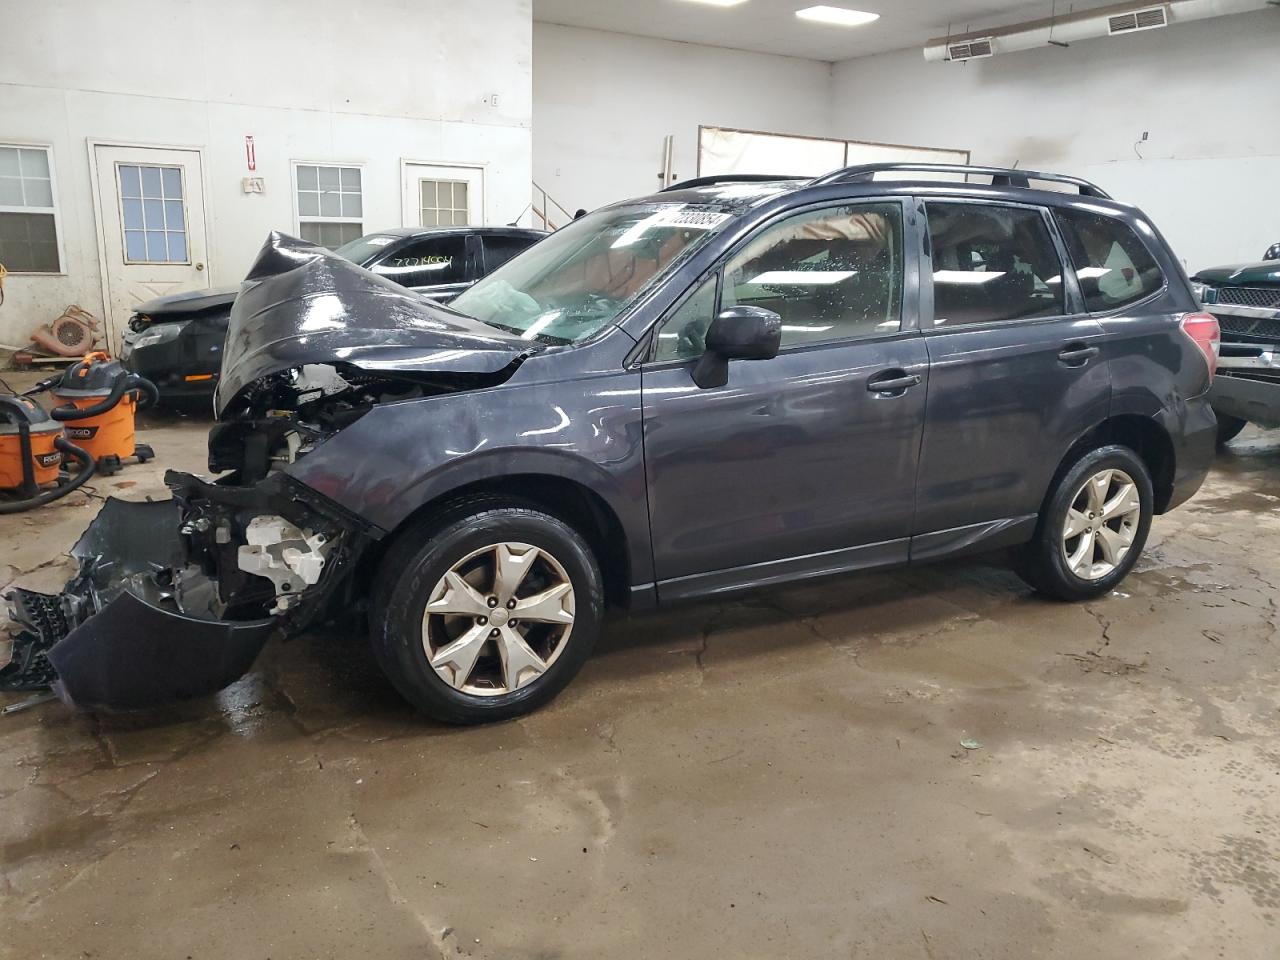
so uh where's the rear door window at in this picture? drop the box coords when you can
[1055,208,1164,311]
[925,203,1064,326]
[371,235,467,287]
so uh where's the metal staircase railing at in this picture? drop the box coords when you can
[532,182,575,231]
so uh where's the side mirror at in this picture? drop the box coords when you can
[692,306,782,389]
[1264,242,1280,262]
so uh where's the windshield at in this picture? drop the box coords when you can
[333,233,400,265]
[451,203,732,344]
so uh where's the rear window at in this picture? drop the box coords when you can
[1055,208,1164,311]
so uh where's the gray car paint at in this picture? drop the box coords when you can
[286,178,1215,607]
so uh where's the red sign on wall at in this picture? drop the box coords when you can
[245,135,256,172]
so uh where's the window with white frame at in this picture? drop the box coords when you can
[295,163,363,249]
[0,145,61,273]
[117,163,189,263]
[420,179,470,226]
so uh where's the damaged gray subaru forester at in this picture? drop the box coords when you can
[5,164,1219,723]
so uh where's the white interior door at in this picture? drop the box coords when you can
[93,144,209,349]
[402,162,484,227]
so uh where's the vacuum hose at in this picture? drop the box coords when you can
[0,436,96,514]
[50,373,158,421]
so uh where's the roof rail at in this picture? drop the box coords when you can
[809,163,1111,199]
[662,173,798,192]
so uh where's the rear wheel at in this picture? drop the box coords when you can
[371,501,603,724]
[1215,413,1248,446]
[1016,444,1153,602]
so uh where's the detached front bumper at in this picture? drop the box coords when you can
[1,474,369,710]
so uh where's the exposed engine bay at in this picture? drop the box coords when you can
[2,233,537,709]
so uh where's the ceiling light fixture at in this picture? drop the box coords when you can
[795,5,880,27]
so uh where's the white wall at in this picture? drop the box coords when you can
[0,0,532,347]
[829,8,1280,271]
[533,23,832,217]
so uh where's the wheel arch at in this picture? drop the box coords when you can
[362,472,634,611]
[1047,414,1177,515]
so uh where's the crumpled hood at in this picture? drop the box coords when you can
[1193,261,1280,286]
[215,233,538,417]
[133,285,239,318]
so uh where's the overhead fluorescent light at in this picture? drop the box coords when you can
[749,270,855,285]
[795,6,880,27]
[676,0,749,6]
[932,270,1006,285]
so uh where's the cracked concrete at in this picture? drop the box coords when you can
[1,392,1278,959]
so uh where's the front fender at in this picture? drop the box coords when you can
[285,372,653,584]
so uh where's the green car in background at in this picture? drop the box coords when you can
[1193,242,1280,442]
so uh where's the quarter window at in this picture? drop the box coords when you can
[0,145,60,273]
[1055,208,1164,311]
[654,202,904,361]
[654,276,718,361]
[926,203,1064,326]
[296,163,363,249]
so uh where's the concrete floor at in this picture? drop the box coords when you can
[1,391,1278,960]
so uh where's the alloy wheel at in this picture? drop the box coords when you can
[1060,468,1142,581]
[421,542,575,696]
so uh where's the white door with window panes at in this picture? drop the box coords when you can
[402,162,483,228]
[93,144,209,348]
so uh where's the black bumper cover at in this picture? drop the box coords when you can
[44,590,273,710]
[4,498,274,710]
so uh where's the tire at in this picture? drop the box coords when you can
[1215,413,1248,446]
[370,499,603,724]
[1016,444,1153,602]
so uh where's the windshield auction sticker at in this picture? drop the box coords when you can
[651,207,732,231]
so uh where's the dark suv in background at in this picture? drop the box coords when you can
[1191,243,1280,440]
[120,225,546,401]
[14,164,1218,724]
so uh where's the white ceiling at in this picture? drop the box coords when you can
[533,0,1118,62]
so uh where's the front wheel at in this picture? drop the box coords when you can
[1016,444,1153,602]
[371,502,603,724]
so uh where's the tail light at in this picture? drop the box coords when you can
[1180,311,1220,379]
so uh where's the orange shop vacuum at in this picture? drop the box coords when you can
[28,352,159,476]
[0,395,95,514]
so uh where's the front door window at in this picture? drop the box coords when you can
[372,235,468,288]
[654,202,904,362]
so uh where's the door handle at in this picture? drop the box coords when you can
[866,370,922,394]
[1058,342,1100,366]
[195,262,205,271]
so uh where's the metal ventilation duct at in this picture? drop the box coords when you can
[924,0,1273,62]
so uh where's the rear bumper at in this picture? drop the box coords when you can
[1157,394,1216,513]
